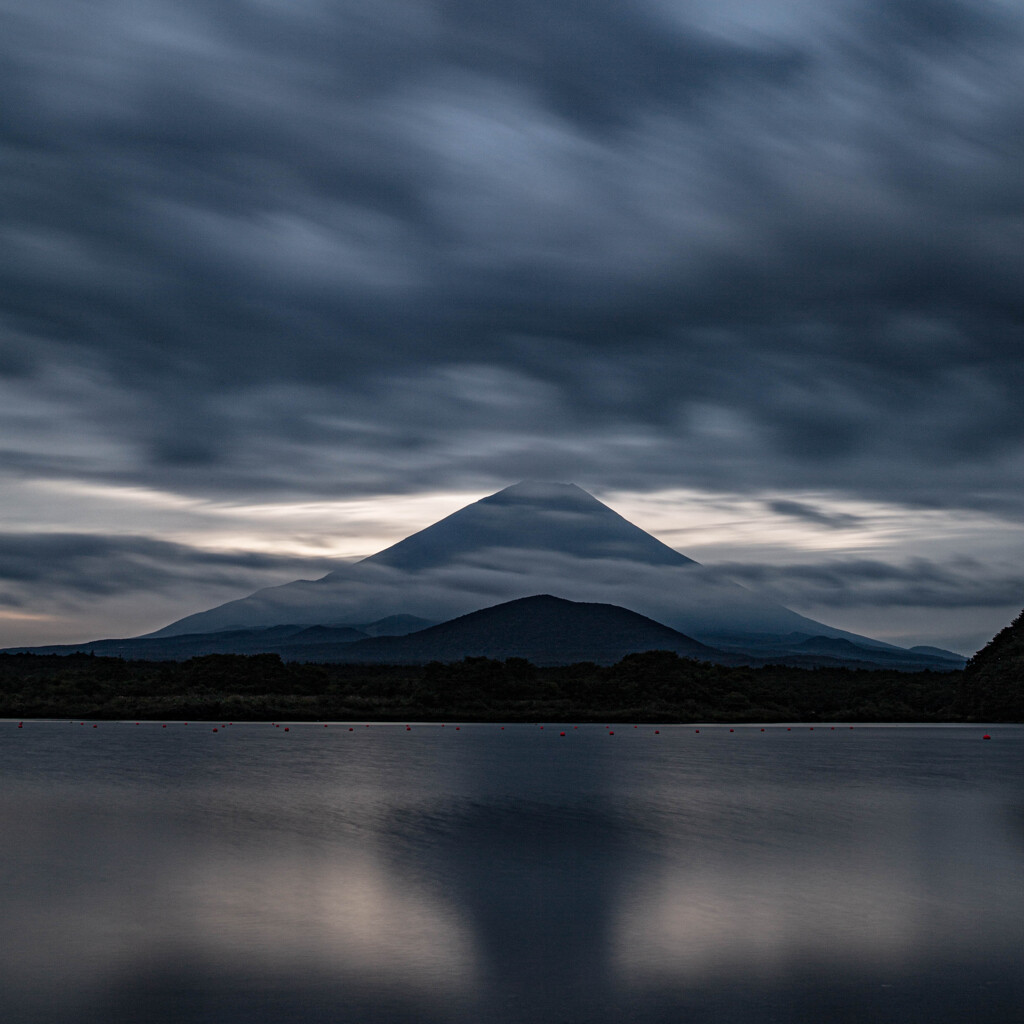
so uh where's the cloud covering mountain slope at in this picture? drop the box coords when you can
[146,481,895,650]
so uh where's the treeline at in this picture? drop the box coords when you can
[1,648,1012,721]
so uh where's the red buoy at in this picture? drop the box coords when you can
[654,730,660,734]
[983,734,992,740]
[609,731,614,735]
[284,727,289,732]
[560,732,565,736]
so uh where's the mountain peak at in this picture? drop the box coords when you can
[361,480,695,571]
[482,480,594,503]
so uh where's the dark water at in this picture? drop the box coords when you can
[2,721,1022,1024]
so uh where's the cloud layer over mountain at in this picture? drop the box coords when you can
[2,0,1022,650]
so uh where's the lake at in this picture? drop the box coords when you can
[2,721,1022,1023]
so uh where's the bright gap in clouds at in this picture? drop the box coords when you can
[14,477,1003,562]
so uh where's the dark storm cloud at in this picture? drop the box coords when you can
[764,500,861,529]
[2,0,1022,506]
[0,533,331,601]
[714,557,1024,610]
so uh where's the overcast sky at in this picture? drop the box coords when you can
[2,0,1022,653]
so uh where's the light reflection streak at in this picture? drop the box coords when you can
[610,781,1024,988]
[1,801,478,1018]
[179,850,478,986]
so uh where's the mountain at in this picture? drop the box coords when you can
[142,481,897,651]
[8,481,963,668]
[364,480,696,570]
[909,645,966,663]
[0,616,432,660]
[290,594,720,666]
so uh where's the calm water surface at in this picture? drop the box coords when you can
[2,722,1022,1023]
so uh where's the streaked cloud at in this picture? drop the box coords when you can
[2,0,1021,647]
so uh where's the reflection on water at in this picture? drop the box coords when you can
[1,723,1022,1023]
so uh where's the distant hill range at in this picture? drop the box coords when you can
[4,481,968,671]
[8,594,966,671]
